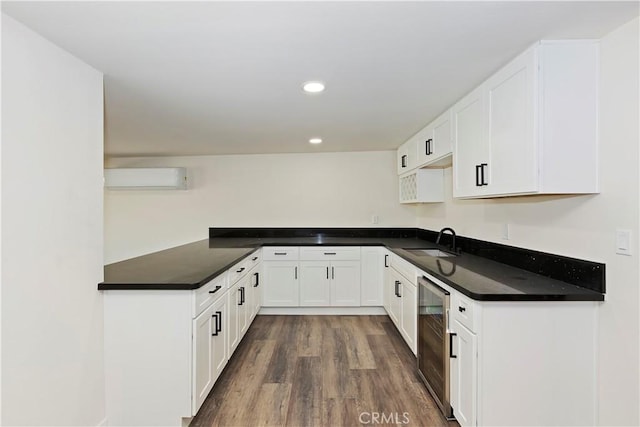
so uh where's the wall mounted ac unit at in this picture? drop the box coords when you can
[104,168,187,190]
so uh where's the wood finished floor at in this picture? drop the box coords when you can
[191,315,459,427]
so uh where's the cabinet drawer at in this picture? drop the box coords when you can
[299,246,361,261]
[246,249,261,268]
[452,292,477,332]
[390,254,417,285]
[262,247,299,260]
[193,272,227,317]
[228,258,251,285]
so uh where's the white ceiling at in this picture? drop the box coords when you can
[3,1,638,158]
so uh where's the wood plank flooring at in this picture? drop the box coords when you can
[191,315,458,427]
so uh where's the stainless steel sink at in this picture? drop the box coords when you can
[405,249,457,258]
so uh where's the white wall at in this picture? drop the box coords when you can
[104,151,415,263]
[416,18,640,426]
[1,14,105,426]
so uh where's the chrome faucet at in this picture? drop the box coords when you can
[436,227,458,253]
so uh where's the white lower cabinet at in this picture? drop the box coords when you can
[386,267,418,354]
[228,273,251,353]
[104,252,263,426]
[299,261,332,306]
[384,258,417,354]
[450,319,477,427]
[330,260,361,306]
[227,281,241,352]
[248,266,262,320]
[360,247,384,306]
[193,293,230,414]
[299,260,361,306]
[386,268,401,325]
[399,280,417,353]
[262,261,299,306]
[210,296,228,383]
[237,275,250,339]
[264,247,362,308]
[382,249,393,314]
[444,288,598,427]
[192,303,215,414]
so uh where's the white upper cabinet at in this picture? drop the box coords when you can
[453,40,599,198]
[398,109,454,176]
[453,86,487,197]
[416,109,454,168]
[397,138,418,175]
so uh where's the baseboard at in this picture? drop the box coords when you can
[258,306,386,315]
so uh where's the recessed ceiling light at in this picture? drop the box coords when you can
[309,138,322,144]
[302,81,325,93]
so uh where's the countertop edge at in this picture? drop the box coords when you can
[100,242,604,301]
[99,247,259,291]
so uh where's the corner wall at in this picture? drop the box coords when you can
[104,151,416,263]
[1,14,105,426]
[415,18,640,425]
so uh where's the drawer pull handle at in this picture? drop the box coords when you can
[253,272,260,287]
[236,267,245,273]
[324,252,337,255]
[449,332,457,358]
[458,306,466,313]
[208,285,222,294]
[252,256,258,261]
[384,254,389,268]
[480,163,488,186]
[212,313,219,336]
[239,287,245,305]
[274,252,287,255]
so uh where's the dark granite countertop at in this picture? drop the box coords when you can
[100,242,258,290]
[99,234,604,301]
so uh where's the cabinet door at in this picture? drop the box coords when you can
[382,251,392,313]
[485,47,537,195]
[192,304,214,414]
[397,139,418,174]
[330,260,361,306]
[453,86,487,198]
[237,275,250,338]
[400,282,417,355]
[211,296,228,380]
[262,262,299,306]
[299,261,331,306]
[415,125,434,167]
[431,109,453,162]
[249,269,262,320]
[450,319,478,427]
[227,283,240,353]
[360,247,383,306]
[388,270,402,327]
